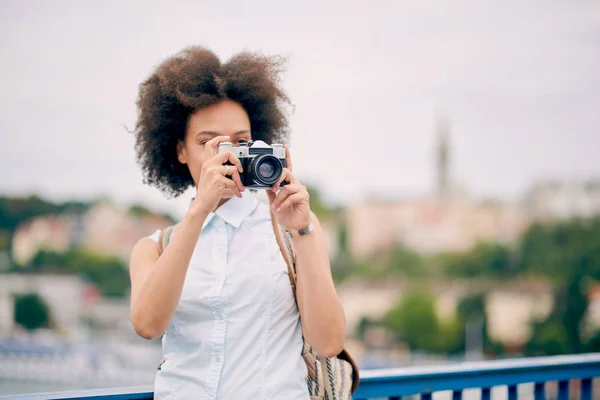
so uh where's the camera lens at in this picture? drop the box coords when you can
[259,162,275,178]
[251,155,282,186]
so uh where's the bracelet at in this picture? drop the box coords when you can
[288,222,314,237]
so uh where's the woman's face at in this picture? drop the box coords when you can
[177,100,252,198]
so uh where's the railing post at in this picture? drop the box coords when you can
[558,380,569,400]
[481,387,491,400]
[534,382,545,400]
[508,385,517,400]
[581,378,592,400]
[508,385,518,400]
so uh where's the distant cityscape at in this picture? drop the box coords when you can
[346,117,600,258]
[1,117,599,391]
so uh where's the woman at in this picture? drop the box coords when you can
[129,46,346,399]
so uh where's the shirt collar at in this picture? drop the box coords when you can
[191,192,259,230]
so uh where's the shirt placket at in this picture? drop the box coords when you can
[205,217,228,400]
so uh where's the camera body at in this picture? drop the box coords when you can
[218,140,287,189]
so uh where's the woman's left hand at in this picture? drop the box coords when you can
[266,145,312,232]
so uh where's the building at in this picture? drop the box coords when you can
[11,200,173,265]
[12,215,73,265]
[523,179,600,221]
[485,282,554,347]
[346,117,528,258]
[0,273,90,339]
[336,278,555,347]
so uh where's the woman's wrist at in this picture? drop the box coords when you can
[184,205,210,227]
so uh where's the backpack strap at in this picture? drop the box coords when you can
[157,225,177,255]
[269,212,298,301]
[269,212,361,394]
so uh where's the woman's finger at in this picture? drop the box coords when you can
[266,189,276,207]
[271,184,304,211]
[276,192,306,213]
[271,168,297,192]
[220,165,245,194]
[220,176,242,198]
[214,150,243,173]
[205,136,233,158]
[284,145,293,173]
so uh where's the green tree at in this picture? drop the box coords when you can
[454,293,504,355]
[584,329,600,353]
[28,249,130,298]
[520,218,600,355]
[29,249,66,270]
[526,320,569,356]
[387,245,428,277]
[0,195,89,254]
[519,218,600,279]
[305,184,338,219]
[129,204,175,223]
[526,272,589,355]
[383,289,442,352]
[13,293,51,331]
[444,242,514,278]
[356,316,374,341]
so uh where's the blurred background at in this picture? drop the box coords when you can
[1,0,599,396]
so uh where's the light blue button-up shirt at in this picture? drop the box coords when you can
[149,192,309,399]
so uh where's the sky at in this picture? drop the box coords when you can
[0,0,599,218]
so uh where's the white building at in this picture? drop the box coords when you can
[0,273,89,339]
[336,279,555,347]
[523,179,600,221]
[11,200,173,265]
[12,216,73,266]
[346,198,527,258]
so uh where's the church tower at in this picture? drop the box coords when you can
[436,115,451,201]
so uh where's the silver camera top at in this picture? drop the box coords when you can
[218,140,285,159]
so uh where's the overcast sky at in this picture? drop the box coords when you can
[1,1,598,218]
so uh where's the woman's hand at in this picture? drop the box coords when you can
[266,145,312,232]
[191,136,245,216]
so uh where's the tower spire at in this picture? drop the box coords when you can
[436,114,450,201]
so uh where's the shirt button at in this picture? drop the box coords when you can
[215,355,221,363]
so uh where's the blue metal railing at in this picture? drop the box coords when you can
[353,353,600,400]
[1,353,599,399]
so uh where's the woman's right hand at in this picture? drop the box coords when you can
[190,136,245,216]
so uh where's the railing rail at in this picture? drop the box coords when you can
[353,353,600,400]
[1,353,599,400]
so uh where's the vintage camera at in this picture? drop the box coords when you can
[218,140,287,189]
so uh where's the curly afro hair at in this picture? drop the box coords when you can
[133,46,291,197]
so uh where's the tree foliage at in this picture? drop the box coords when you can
[29,249,130,298]
[14,292,51,331]
[0,195,89,254]
[383,289,461,353]
[519,218,600,355]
